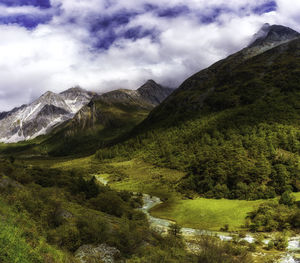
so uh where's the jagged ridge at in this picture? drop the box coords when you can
[0,87,94,143]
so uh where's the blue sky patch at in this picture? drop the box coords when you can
[124,26,157,41]
[1,0,51,9]
[157,5,190,18]
[252,1,277,15]
[90,10,138,33]
[0,14,52,28]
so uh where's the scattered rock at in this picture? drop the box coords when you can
[55,208,73,221]
[0,176,22,189]
[75,244,120,263]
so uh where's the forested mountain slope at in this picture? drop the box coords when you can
[97,32,300,200]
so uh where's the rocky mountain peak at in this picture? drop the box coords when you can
[138,80,174,105]
[60,86,89,97]
[60,86,95,113]
[138,79,160,91]
[0,87,94,143]
[249,23,300,48]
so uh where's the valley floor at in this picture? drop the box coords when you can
[46,156,300,233]
[2,154,298,263]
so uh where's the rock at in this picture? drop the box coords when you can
[0,176,22,189]
[75,244,120,263]
[55,208,73,221]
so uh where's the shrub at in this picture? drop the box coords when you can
[266,241,274,250]
[279,191,296,207]
[47,224,81,252]
[273,235,288,251]
[76,216,109,244]
[196,236,253,263]
[168,223,182,238]
[89,191,125,217]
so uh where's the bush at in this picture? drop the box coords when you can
[248,243,256,252]
[76,216,109,244]
[279,191,296,207]
[89,191,125,217]
[247,201,298,232]
[196,236,253,263]
[168,223,182,238]
[273,235,288,251]
[48,224,81,252]
[266,241,274,250]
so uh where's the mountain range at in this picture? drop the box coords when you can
[0,80,172,144]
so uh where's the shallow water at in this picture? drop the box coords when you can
[141,194,300,263]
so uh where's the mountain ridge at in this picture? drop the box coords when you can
[0,80,172,144]
[0,87,94,143]
[138,24,300,129]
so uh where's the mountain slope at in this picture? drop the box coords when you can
[41,80,173,156]
[0,87,94,143]
[97,25,300,200]
[140,25,300,128]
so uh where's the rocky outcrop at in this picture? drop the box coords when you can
[0,176,23,190]
[75,244,120,263]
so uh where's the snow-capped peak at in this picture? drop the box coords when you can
[0,88,94,143]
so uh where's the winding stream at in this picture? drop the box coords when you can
[96,175,300,263]
[140,194,300,263]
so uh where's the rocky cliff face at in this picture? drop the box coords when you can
[0,87,94,143]
[243,24,300,58]
[60,86,96,113]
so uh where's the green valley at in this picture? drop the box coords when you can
[0,22,300,263]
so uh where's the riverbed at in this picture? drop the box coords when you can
[96,175,300,263]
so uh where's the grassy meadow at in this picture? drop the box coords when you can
[150,198,264,231]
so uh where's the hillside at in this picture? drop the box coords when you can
[96,26,300,200]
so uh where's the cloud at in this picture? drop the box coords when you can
[0,0,299,111]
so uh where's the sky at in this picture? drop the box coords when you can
[0,0,300,111]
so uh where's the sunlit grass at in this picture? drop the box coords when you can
[0,199,74,263]
[150,198,265,231]
[107,159,185,199]
[293,192,300,201]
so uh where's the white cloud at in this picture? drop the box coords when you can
[0,0,299,111]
